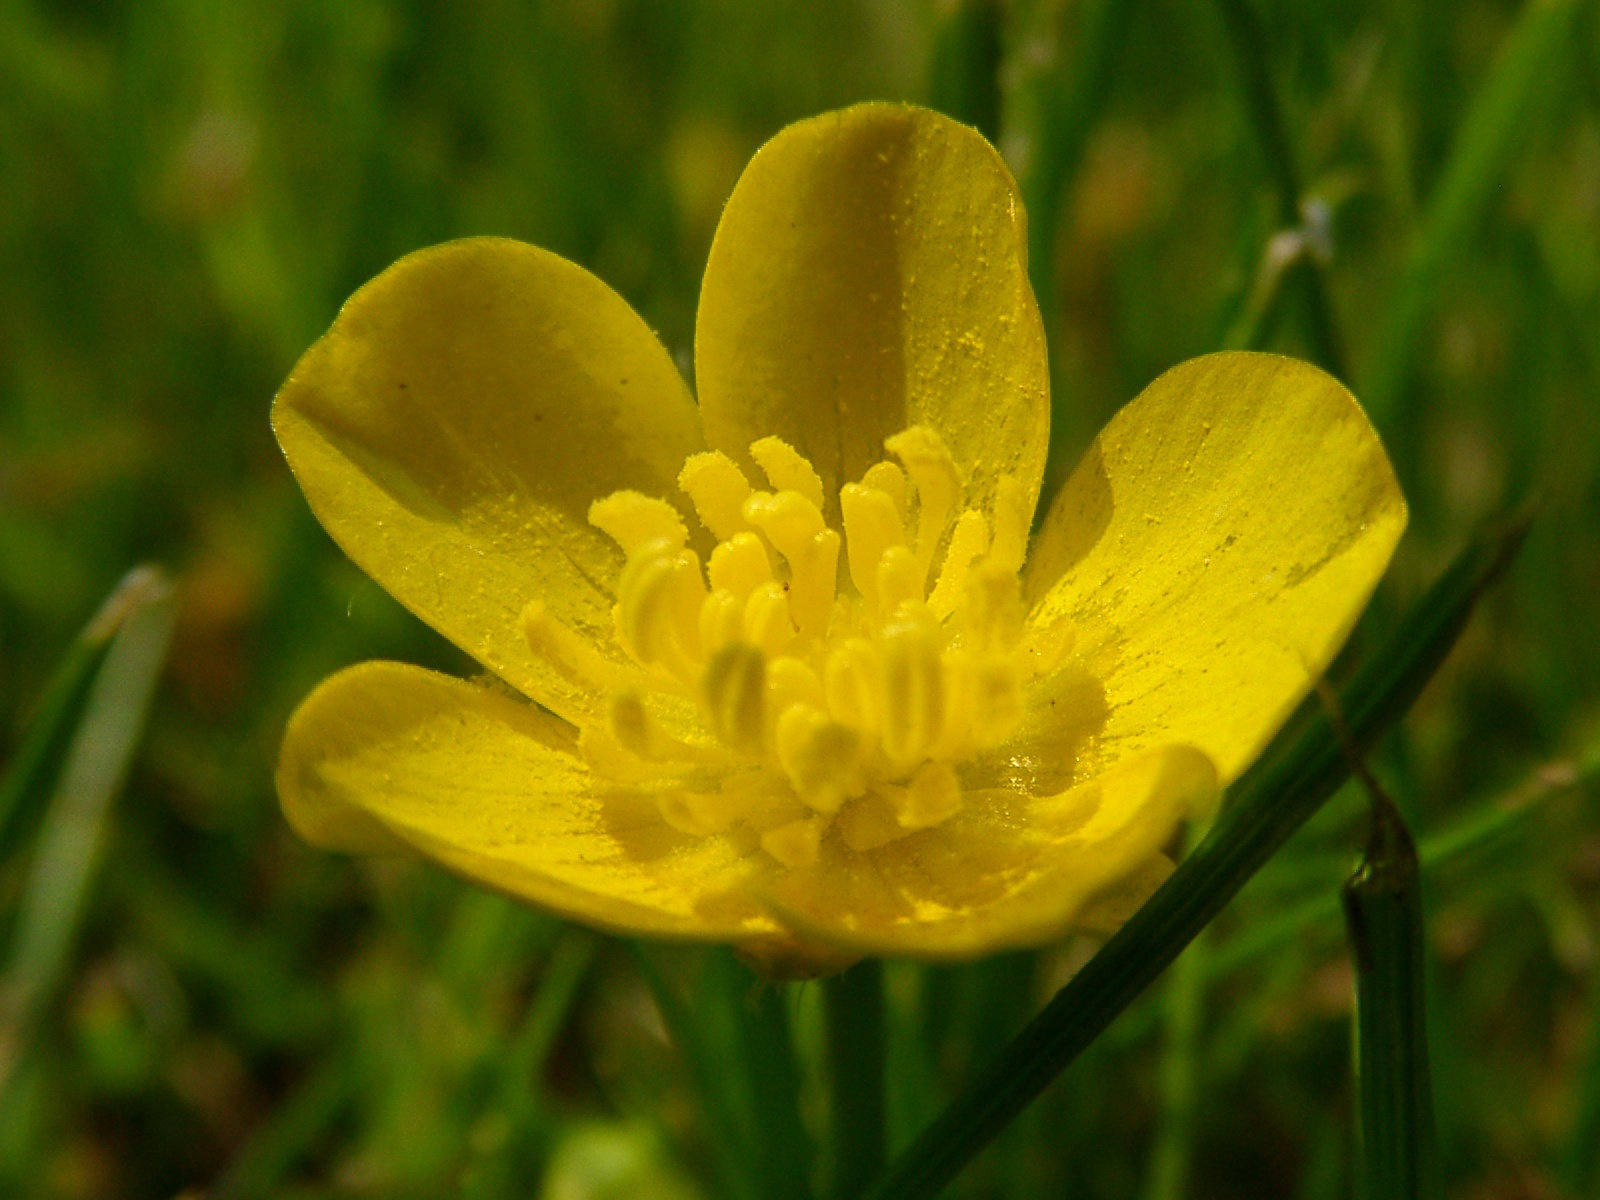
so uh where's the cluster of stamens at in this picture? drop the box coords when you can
[523,426,1073,869]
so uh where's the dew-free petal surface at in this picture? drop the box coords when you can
[1025,352,1407,786]
[696,103,1049,519]
[758,744,1217,958]
[273,238,703,725]
[278,660,775,939]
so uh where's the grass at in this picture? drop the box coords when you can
[1,0,1597,1196]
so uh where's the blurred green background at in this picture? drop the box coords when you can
[1,0,1598,1196]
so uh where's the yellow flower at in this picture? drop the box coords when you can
[273,103,1405,971]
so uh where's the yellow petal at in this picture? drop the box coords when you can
[1025,352,1407,786]
[277,660,776,940]
[272,238,703,725]
[695,103,1049,522]
[757,744,1217,959]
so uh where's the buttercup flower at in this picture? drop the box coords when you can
[274,104,1404,971]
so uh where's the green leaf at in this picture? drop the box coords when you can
[863,512,1529,1200]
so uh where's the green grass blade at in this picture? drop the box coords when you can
[1343,796,1438,1200]
[632,947,764,1200]
[1360,0,1581,432]
[825,960,886,1200]
[0,570,156,863]
[1016,0,1134,457]
[1141,828,1212,1200]
[928,0,1004,143]
[721,952,814,1200]
[1212,0,1345,377]
[0,567,174,1091]
[863,512,1529,1200]
[213,1042,362,1200]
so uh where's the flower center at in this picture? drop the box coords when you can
[523,426,1074,868]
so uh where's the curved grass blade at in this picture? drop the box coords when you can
[0,566,174,1094]
[864,512,1529,1200]
[0,569,162,863]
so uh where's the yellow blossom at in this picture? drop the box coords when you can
[272,103,1405,971]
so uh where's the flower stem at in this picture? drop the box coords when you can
[826,959,886,1200]
[862,511,1529,1200]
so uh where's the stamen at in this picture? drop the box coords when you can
[768,657,827,715]
[875,545,924,617]
[835,793,908,852]
[701,642,766,753]
[743,488,825,556]
[561,426,1040,869]
[988,474,1030,574]
[862,461,909,523]
[885,426,961,586]
[608,690,679,761]
[878,610,945,772]
[775,703,862,814]
[888,761,962,830]
[698,589,744,659]
[760,816,824,868]
[841,482,905,611]
[927,509,990,621]
[743,581,796,656]
[824,638,882,735]
[659,788,748,836]
[707,532,772,600]
[750,436,825,511]
[962,562,1024,652]
[613,541,704,680]
[589,491,687,555]
[577,724,654,782]
[521,600,629,701]
[678,452,752,542]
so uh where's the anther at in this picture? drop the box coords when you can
[678,451,752,542]
[878,611,945,771]
[885,426,961,585]
[988,474,1030,574]
[702,642,767,753]
[775,704,862,814]
[750,436,825,512]
[707,532,772,600]
[589,491,688,555]
[743,580,796,656]
[841,482,905,611]
[875,545,924,617]
[824,638,882,734]
[861,461,909,522]
[613,542,704,680]
[521,600,629,704]
[927,509,990,621]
